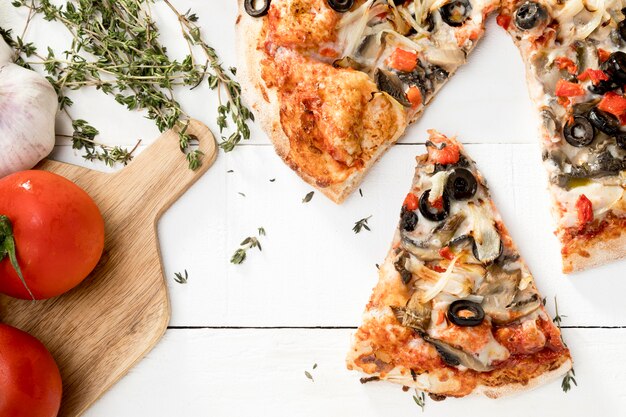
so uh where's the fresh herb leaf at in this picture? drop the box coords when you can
[562,369,577,393]
[230,229,265,265]
[412,390,426,412]
[304,370,314,382]
[174,270,189,284]
[359,188,363,197]
[9,0,253,168]
[552,296,567,327]
[353,216,372,234]
[238,192,246,197]
[227,170,234,173]
[269,178,276,182]
[313,363,317,369]
[302,191,314,203]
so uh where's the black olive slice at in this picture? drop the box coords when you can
[588,107,621,136]
[445,168,477,200]
[418,190,450,222]
[616,133,626,150]
[400,208,419,232]
[245,0,271,17]
[588,79,620,95]
[619,20,626,42]
[374,69,411,107]
[514,1,547,30]
[563,115,595,147]
[601,51,626,83]
[440,0,472,27]
[326,0,354,13]
[447,300,485,327]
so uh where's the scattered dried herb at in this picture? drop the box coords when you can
[173,269,188,284]
[230,228,265,265]
[353,216,372,234]
[302,191,314,203]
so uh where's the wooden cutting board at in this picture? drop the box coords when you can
[0,119,217,417]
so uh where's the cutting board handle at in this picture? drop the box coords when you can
[110,119,217,218]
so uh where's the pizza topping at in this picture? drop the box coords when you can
[423,335,493,372]
[388,48,418,72]
[403,192,419,211]
[426,137,461,165]
[587,107,621,135]
[597,91,626,120]
[514,1,547,31]
[392,291,432,332]
[577,68,609,85]
[439,0,473,27]
[375,68,411,107]
[555,57,578,75]
[575,194,594,226]
[468,202,501,264]
[555,79,585,97]
[447,299,485,327]
[401,208,419,231]
[407,86,423,108]
[445,168,477,200]
[245,0,271,17]
[419,190,451,221]
[563,115,595,147]
[327,0,355,13]
[601,51,626,84]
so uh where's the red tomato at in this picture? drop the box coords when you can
[575,194,593,227]
[427,140,460,165]
[406,86,423,109]
[598,92,626,120]
[555,79,585,97]
[387,48,418,72]
[438,246,454,260]
[577,68,609,84]
[496,14,511,29]
[403,193,419,211]
[554,57,578,75]
[0,170,104,299]
[0,324,62,417]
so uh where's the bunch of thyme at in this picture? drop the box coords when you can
[4,0,253,168]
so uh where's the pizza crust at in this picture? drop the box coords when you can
[562,223,626,273]
[349,357,572,398]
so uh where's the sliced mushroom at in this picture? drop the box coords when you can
[468,202,502,264]
[507,287,542,321]
[422,335,493,372]
[430,212,466,246]
[375,68,411,107]
[394,250,413,284]
[392,291,432,332]
[476,265,520,324]
[333,56,365,71]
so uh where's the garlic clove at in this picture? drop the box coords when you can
[0,62,57,178]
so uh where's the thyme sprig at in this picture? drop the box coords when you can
[173,269,188,284]
[353,216,372,234]
[231,228,266,265]
[552,296,577,393]
[412,390,426,412]
[5,0,253,168]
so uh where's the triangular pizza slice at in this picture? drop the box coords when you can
[498,0,626,272]
[237,0,498,203]
[347,131,572,398]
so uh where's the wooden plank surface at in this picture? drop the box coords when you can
[2,1,626,416]
[82,328,626,417]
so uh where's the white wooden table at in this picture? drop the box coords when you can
[2,1,626,416]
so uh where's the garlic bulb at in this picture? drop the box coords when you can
[0,37,57,178]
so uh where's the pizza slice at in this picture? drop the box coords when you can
[237,0,498,203]
[498,0,626,272]
[347,131,572,398]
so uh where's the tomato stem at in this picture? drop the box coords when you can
[0,215,35,300]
